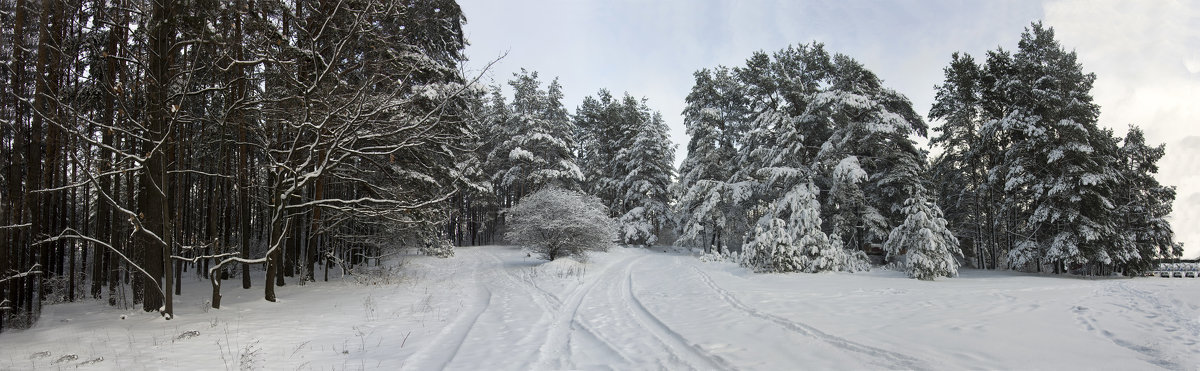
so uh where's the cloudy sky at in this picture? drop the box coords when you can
[458,0,1200,259]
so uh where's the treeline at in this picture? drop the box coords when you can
[0,0,479,330]
[0,2,1181,331]
[673,23,1181,276]
[466,70,675,247]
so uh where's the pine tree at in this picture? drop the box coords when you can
[885,193,963,280]
[929,52,999,269]
[989,23,1117,273]
[615,112,675,246]
[575,90,628,215]
[492,70,583,197]
[673,68,745,253]
[677,43,925,269]
[742,179,862,273]
[1111,126,1181,273]
[814,54,927,250]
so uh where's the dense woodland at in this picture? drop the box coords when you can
[0,0,487,330]
[0,0,1181,334]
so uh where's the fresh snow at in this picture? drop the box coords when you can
[2,246,1198,370]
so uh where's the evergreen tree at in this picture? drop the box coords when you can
[615,112,675,246]
[674,68,745,253]
[988,23,1117,273]
[742,179,863,273]
[929,52,999,269]
[885,193,963,280]
[1111,126,1182,272]
[576,91,661,218]
[490,69,583,198]
[815,55,927,249]
[677,43,926,271]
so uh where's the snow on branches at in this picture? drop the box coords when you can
[505,187,617,261]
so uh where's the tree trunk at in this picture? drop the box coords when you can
[236,2,252,290]
[138,0,175,317]
[305,176,324,282]
[2,0,29,332]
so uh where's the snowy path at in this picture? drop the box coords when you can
[2,245,1199,370]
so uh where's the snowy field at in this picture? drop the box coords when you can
[2,245,1198,370]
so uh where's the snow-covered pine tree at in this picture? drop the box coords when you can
[1111,126,1182,273]
[988,23,1118,273]
[616,112,676,246]
[576,91,665,220]
[678,43,925,269]
[674,68,746,253]
[929,52,999,269]
[731,45,878,273]
[742,179,865,273]
[574,91,623,213]
[814,54,927,251]
[884,192,963,280]
[490,69,583,201]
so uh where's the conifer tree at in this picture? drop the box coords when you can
[674,68,745,253]
[929,52,997,269]
[615,112,675,246]
[1111,126,1182,272]
[989,23,1117,273]
[490,70,583,199]
[885,193,963,280]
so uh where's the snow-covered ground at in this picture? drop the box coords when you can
[2,245,1198,370]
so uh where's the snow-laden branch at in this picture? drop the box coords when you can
[171,252,240,264]
[0,264,42,285]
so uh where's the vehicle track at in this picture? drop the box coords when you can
[621,257,732,370]
[482,249,628,369]
[531,253,644,369]
[400,251,493,371]
[486,249,723,369]
[690,266,930,370]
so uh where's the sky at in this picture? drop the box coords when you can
[458,0,1200,259]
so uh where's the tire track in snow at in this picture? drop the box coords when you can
[621,257,733,370]
[481,249,629,368]
[401,251,493,371]
[691,266,930,370]
[531,252,641,370]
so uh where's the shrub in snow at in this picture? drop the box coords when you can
[420,235,455,258]
[884,194,963,280]
[505,187,617,261]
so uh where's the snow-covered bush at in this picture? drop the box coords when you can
[420,235,455,258]
[884,194,962,280]
[505,187,618,261]
[619,206,657,246]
